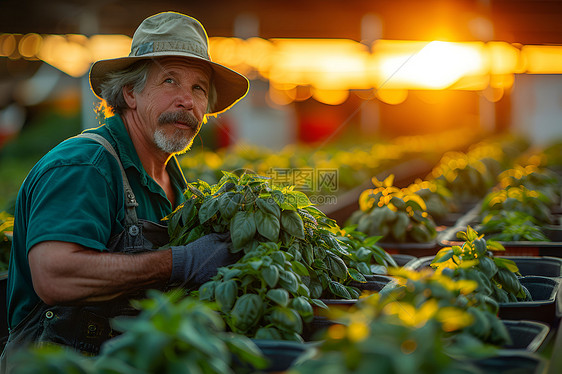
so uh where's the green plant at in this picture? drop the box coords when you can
[406,179,454,222]
[428,151,496,202]
[10,290,267,374]
[349,175,437,243]
[480,185,554,225]
[336,225,397,276]
[165,171,394,340]
[0,211,14,271]
[290,268,504,374]
[431,226,532,303]
[498,164,561,206]
[479,210,550,242]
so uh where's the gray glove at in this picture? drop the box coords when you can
[169,232,237,286]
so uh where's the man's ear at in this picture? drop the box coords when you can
[123,86,137,109]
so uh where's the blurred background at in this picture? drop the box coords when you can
[1,0,561,213]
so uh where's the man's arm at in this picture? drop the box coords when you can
[28,241,172,305]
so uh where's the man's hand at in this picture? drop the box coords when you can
[170,232,238,286]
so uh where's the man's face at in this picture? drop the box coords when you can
[133,57,212,155]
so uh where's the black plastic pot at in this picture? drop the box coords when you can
[405,255,562,278]
[502,320,550,352]
[391,254,418,267]
[348,275,396,292]
[499,276,562,327]
[439,208,562,257]
[472,351,547,374]
[250,339,312,372]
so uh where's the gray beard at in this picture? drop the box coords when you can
[154,127,194,155]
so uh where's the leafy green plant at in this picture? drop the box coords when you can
[479,211,550,242]
[165,171,395,340]
[10,290,268,374]
[497,164,561,206]
[349,175,437,243]
[431,226,532,303]
[405,179,454,222]
[336,225,397,276]
[428,151,496,202]
[290,268,505,374]
[480,185,554,225]
[0,210,14,271]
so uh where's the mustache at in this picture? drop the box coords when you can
[158,111,200,130]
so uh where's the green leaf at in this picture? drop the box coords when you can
[222,335,269,370]
[198,197,220,224]
[286,191,313,209]
[270,306,303,334]
[328,281,352,299]
[231,294,264,333]
[180,199,197,226]
[255,209,280,242]
[291,296,314,322]
[291,261,310,277]
[198,281,216,301]
[218,192,242,220]
[433,248,454,263]
[230,211,256,250]
[348,268,367,282]
[279,270,300,293]
[326,252,348,280]
[215,279,238,313]
[256,197,281,218]
[261,266,279,288]
[281,210,305,240]
[267,288,290,307]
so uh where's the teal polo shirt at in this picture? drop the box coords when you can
[6,115,187,330]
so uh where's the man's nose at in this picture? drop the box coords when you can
[176,87,194,109]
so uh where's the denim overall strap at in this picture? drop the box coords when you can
[75,133,144,251]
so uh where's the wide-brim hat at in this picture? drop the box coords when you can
[89,11,249,115]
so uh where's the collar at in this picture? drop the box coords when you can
[104,115,187,201]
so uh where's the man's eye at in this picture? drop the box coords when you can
[194,85,207,94]
[164,78,174,84]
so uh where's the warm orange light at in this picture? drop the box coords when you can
[18,33,42,58]
[371,40,487,90]
[311,88,349,105]
[0,34,17,57]
[376,89,408,105]
[268,39,371,92]
[521,45,562,74]
[488,42,520,75]
[37,35,91,77]
[88,34,131,62]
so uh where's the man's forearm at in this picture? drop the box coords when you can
[29,241,172,305]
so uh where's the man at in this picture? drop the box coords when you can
[1,11,248,367]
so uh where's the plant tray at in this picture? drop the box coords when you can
[502,320,550,352]
[471,351,547,374]
[248,339,312,372]
[405,255,562,278]
[439,207,562,256]
[303,316,340,342]
[348,275,396,292]
[498,276,562,326]
[391,254,418,267]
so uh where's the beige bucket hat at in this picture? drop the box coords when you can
[89,11,249,115]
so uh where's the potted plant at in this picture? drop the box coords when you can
[290,267,520,374]
[348,175,438,256]
[10,290,269,374]
[165,171,395,341]
[430,226,532,304]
